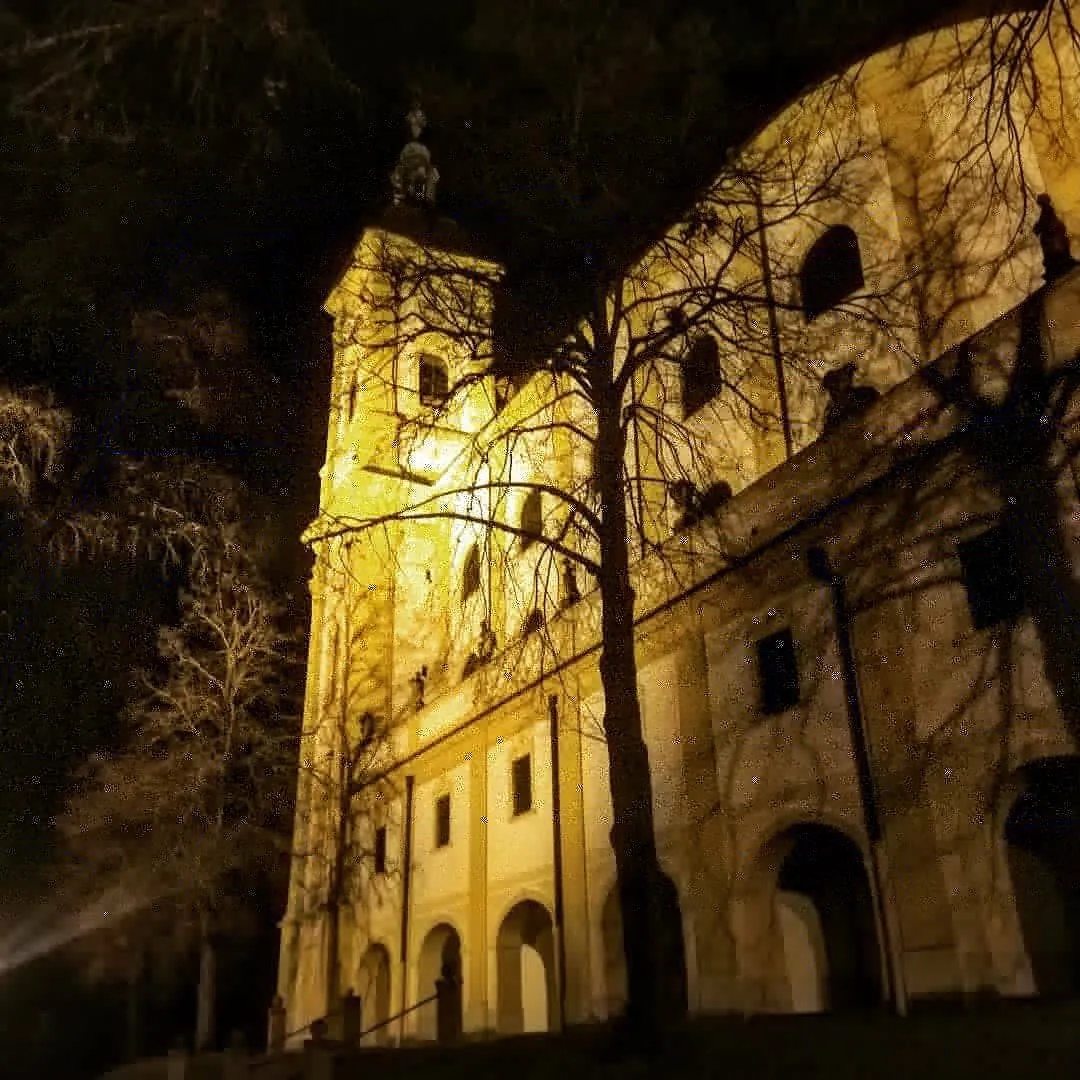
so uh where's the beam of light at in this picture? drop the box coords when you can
[0,886,156,979]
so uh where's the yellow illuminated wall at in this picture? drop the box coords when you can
[279,9,1080,1042]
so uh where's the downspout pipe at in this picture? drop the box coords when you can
[807,546,908,1016]
[399,774,415,1042]
[548,694,568,1031]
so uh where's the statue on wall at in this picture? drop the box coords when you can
[462,619,497,680]
[412,665,428,709]
[821,361,880,434]
[561,559,581,608]
[390,103,440,207]
[1034,193,1078,283]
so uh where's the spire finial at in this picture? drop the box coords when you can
[390,99,439,207]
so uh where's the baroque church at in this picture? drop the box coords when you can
[277,9,1080,1045]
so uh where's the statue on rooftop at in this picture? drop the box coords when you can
[390,103,440,207]
[821,361,880,434]
[1034,193,1077,283]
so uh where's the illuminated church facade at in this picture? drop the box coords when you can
[278,11,1080,1043]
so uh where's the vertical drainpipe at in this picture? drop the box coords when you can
[753,182,794,460]
[807,546,908,1016]
[548,694,568,1031]
[399,774,415,1042]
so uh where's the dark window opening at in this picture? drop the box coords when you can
[520,490,543,550]
[462,544,481,604]
[757,627,800,714]
[419,356,449,406]
[512,754,533,816]
[435,794,451,848]
[800,225,864,321]
[681,335,723,418]
[374,826,387,874]
[959,524,1024,629]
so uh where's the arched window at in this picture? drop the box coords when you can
[681,335,723,418]
[520,490,542,550]
[419,355,449,406]
[462,543,481,604]
[800,225,864,321]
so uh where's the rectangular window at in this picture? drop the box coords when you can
[419,356,449,406]
[958,524,1024,629]
[435,793,451,848]
[512,754,533,816]
[374,826,387,875]
[757,627,799,715]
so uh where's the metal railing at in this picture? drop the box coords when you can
[355,990,440,1043]
[273,985,443,1052]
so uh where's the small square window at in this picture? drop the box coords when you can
[419,357,449,406]
[757,628,799,715]
[958,524,1024,629]
[435,793,451,848]
[512,754,533,816]
[374,826,387,874]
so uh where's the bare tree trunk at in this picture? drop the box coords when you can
[323,731,354,1019]
[195,908,216,1052]
[594,394,668,1041]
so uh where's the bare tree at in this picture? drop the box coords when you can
[0,384,70,504]
[61,520,302,1052]
[0,0,352,148]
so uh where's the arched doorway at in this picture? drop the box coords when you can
[355,944,391,1044]
[417,924,462,1043]
[496,900,557,1034]
[600,871,688,1021]
[770,823,882,1012]
[1005,756,1080,997]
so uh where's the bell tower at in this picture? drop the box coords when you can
[310,103,505,720]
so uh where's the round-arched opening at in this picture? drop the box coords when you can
[417,923,462,1043]
[600,872,688,1021]
[799,224,864,321]
[496,900,557,1034]
[769,823,882,1012]
[1005,756,1080,997]
[355,944,392,1045]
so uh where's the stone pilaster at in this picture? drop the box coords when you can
[467,729,490,1032]
[554,683,592,1024]
[676,626,737,1011]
